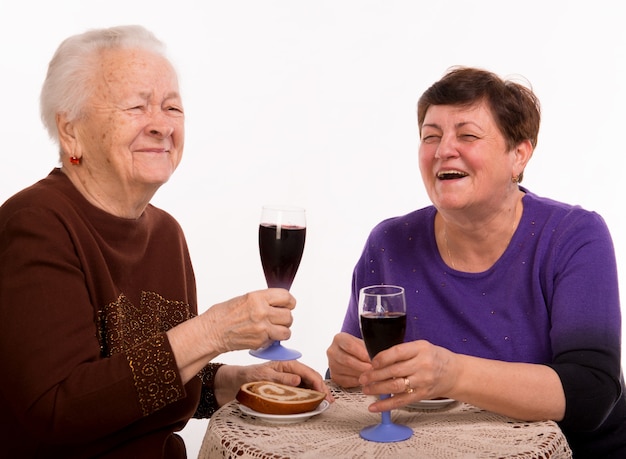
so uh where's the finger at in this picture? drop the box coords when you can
[269,370,302,387]
[367,393,416,413]
[266,305,294,328]
[301,371,332,397]
[264,288,297,310]
[258,363,308,391]
[331,333,371,368]
[276,362,335,401]
[370,342,414,369]
[344,343,371,364]
[338,333,368,354]
[268,324,292,342]
[328,352,372,383]
[359,359,413,393]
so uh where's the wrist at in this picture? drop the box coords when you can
[214,365,245,406]
[199,308,228,356]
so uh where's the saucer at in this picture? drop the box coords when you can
[406,398,457,410]
[238,399,330,424]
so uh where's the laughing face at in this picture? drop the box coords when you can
[418,100,522,217]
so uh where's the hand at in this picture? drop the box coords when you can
[214,360,334,406]
[326,332,373,388]
[359,340,566,422]
[202,288,296,354]
[359,340,454,412]
[244,360,333,401]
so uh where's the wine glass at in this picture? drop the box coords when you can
[359,285,413,442]
[249,205,306,360]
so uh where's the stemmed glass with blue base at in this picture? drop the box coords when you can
[359,285,413,442]
[250,206,306,361]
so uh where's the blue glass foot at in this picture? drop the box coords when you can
[360,421,413,443]
[249,340,302,361]
[360,403,412,443]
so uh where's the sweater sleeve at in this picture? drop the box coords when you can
[547,351,622,431]
[194,363,225,418]
[544,210,622,432]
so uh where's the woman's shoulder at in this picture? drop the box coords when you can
[522,187,610,237]
[371,206,435,233]
[0,169,70,217]
[365,206,436,248]
[523,188,606,220]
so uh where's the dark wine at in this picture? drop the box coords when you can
[360,312,406,359]
[259,224,306,290]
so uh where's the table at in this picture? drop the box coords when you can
[199,382,572,459]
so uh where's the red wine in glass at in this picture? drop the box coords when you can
[359,285,412,442]
[250,206,306,361]
[360,312,406,359]
[258,223,306,290]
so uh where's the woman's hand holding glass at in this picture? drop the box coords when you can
[204,288,296,354]
[168,288,297,385]
[327,332,455,411]
[359,340,454,412]
[326,332,373,388]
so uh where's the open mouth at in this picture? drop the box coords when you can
[437,170,468,180]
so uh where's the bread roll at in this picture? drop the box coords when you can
[236,381,325,415]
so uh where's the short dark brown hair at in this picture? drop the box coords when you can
[417,67,541,151]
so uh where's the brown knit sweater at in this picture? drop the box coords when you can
[0,168,221,458]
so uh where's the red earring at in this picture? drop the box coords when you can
[70,156,81,165]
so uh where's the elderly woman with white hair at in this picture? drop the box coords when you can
[0,25,329,458]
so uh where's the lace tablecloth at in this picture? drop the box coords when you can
[199,382,572,459]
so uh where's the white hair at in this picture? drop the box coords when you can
[39,25,169,154]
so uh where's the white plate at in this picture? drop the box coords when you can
[238,399,330,424]
[406,398,457,410]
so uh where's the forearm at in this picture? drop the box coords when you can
[167,315,222,385]
[450,354,565,421]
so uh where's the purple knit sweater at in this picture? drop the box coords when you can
[340,188,625,458]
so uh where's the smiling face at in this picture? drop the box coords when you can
[58,47,184,216]
[418,101,527,218]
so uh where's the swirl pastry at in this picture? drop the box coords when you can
[236,381,325,415]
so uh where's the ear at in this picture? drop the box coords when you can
[513,139,533,176]
[56,112,81,160]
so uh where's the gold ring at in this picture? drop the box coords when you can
[403,377,414,394]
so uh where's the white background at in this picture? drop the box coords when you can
[1,1,625,456]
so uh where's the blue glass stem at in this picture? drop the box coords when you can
[359,393,412,442]
[380,394,392,424]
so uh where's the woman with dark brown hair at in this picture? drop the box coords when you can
[327,67,625,458]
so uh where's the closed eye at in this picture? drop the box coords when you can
[422,135,440,144]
